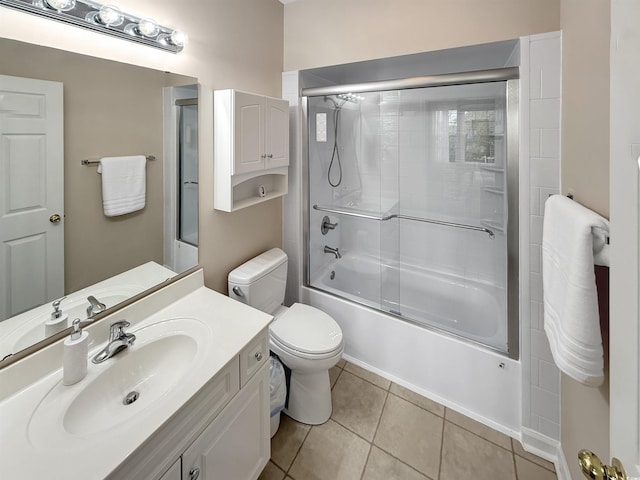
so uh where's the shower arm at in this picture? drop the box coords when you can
[313,204,495,239]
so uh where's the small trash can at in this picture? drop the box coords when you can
[269,356,287,438]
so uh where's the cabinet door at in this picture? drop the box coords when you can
[182,362,269,480]
[159,458,181,480]
[233,91,265,175]
[265,97,289,169]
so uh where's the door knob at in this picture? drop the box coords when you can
[49,213,62,223]
[578,450,627,480]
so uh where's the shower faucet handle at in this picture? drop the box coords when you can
[321,216,338,235]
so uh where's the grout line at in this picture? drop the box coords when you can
[284,419,313,477]
[387,390,445,418]
[513,449,519,480]
[371,388,389,444]
[437,410,446,480]
[343,363,392,392]
[359,444,373,480]
[365,390,438,480]
[443,413,514,452]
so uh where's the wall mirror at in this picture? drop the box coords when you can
[0,37,197,365]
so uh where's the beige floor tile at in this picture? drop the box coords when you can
[329,366,342,389]
[389,383,445,417]
[362,446,429,480]
[445,408,512,449]
[331,371,388,441]
[512,439,556,471]
[336,358,346,368]
[344,362,391,390]
[515,455,558,480]
[258,461,286,480]
[289,420,370,480]
[440,422,516,480]
[271,415,311,472]
[373,393,443,479]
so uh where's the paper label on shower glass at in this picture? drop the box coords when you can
[316,113,327,142]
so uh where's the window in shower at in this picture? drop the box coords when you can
[306,80,515,353]
[442,101,502,164]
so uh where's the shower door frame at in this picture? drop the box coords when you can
[301,69,520,360]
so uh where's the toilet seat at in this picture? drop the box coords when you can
[270,303,343,357]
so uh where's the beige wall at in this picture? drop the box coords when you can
[284,0,560,71]
[559,0,611,476]
[0,39,193,293]
[560,0,611,217]
[0,0,285,294]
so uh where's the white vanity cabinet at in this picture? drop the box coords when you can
[159,459,182,480]
[182,361,270,480]
[214,89,289,212]
[109,327,270,480]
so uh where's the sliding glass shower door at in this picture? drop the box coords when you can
[306,80,514,352]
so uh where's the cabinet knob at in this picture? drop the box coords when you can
[189,467,200,480]
[267,154,273,158]
[255,351,263,362]
[260,154,267,159]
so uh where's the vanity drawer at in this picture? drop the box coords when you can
[240,328,269,387]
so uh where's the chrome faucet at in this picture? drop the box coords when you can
[91,320,136,364]
[324,245,342,259]
[86,295,106,319]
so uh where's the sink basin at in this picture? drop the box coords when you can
[27,316,212,448]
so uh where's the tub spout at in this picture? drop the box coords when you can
[324,245,342,259]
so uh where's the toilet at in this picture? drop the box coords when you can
[228,248,344,426]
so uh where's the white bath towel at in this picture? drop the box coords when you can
[542,195,609,387]
[97,156,146,216]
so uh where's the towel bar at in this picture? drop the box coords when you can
[81,155,156,166]
[549,193,610,247]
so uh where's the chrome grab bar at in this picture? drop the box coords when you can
[313,204,495,239]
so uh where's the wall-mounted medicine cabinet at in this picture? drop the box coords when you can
[214,89,289,212]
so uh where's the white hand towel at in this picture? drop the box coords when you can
[542,195,609,387]
[97,156,146,217]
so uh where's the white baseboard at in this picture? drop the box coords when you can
[520,427,565,474]
[555,445,572,480]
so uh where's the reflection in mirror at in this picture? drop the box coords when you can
[0,38,198,362]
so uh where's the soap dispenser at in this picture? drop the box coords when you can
[63,318,88,386]
[45,296,68,337]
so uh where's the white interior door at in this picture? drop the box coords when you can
[0,75,64,320]
[610,0,640,476]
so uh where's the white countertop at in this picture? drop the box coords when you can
[0,269,272,479]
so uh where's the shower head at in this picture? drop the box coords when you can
[337,92,364,103]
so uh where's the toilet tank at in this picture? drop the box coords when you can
[228,248,288,315]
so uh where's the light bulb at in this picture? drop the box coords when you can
[169,30,187,47]
[137,18,159,37]
[45,0,76,11]
[97,5,123,26]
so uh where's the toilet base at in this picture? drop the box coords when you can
[284,369,332,425]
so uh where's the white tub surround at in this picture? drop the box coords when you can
[0,269,272,480]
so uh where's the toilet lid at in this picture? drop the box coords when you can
[270,303,343,355]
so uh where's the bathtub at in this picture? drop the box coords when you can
[312,254,507,350]
[303,254,520,436]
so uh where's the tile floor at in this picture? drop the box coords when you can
[259,359,557,480]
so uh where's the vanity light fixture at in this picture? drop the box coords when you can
[0,0,187,53]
